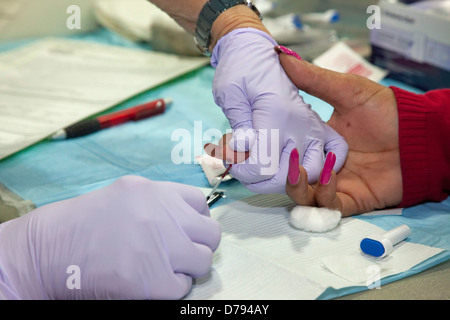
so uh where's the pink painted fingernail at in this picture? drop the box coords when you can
[274,45,302,60]
[288,148,300,185]
[320,152,336,185]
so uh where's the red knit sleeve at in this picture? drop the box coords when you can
[390,87,450,207]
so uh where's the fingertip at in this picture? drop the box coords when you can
[319,152,336,186]
[314,170,341,212]
[229,127,256,152]
[190,210,222,251]
[189,243,216,278]
[277,49,303,74]
[274,45,303,60]
[169,273,193,300]
[204,137,249,164]
[302,141,326,184]
[204,143,217,158]
[287,148,300,185]
[207,219,222,252]
[286,164,315,206]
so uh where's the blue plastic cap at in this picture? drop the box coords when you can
[330,12,340,23]
[360,238,385,257]
[292,15,303,29]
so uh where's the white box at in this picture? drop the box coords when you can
[370,0,450,90]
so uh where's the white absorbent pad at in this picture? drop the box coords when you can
[196,154,233,187]
[185,194,445,300]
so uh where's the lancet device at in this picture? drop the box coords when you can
[360,225,411,258]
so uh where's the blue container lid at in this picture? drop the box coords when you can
[360,238,385,257]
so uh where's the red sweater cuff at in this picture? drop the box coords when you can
[391,86,449,207]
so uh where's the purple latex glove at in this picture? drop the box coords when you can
[0,176,221,300]
[211,28,348,193]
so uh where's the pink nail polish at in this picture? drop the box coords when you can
[288,148,300,185]
[274,45,302,60]
[320,152,336,185]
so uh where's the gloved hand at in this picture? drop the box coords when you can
[210,28,348,193]
[0,176,221,300]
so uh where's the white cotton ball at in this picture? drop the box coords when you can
[290,206,342,233]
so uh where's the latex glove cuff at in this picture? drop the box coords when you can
[211,27,277,68]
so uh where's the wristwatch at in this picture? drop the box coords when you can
[194,0,262,56]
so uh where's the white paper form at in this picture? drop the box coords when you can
[0,39,209,160]
[313,42,388,82]
[186,194,444,300]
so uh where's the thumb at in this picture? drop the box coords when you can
[275,45,376,113]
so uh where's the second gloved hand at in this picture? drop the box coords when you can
[211,28,348,194]
[0,176,221,300]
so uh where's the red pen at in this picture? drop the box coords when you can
[50,98,172,140]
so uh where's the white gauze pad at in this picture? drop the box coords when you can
[290,206,342,233]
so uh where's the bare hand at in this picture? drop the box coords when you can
[279,51,403,216]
